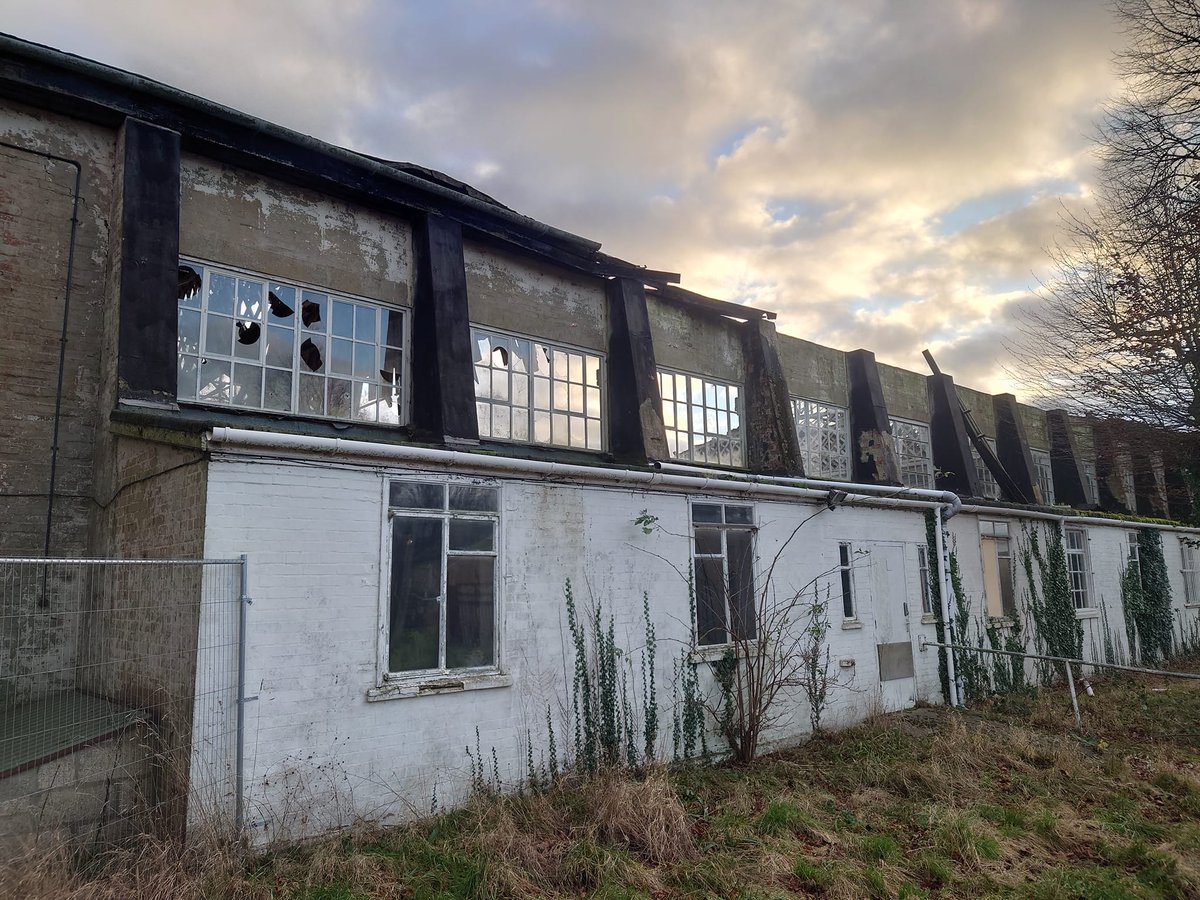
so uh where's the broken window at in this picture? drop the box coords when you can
[792,398,849,480]
[1030,449,1056,505]
[970,438,1001,500]
[470,327,604,451]
[387,480,500,675]
[692,502,756,646]
[889,418,934,489]
[979,520,1016,618]
[177,260,406,424]
[658,369,744,468]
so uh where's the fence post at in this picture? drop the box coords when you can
[236,554,250,838]
[1063,660,1082,730]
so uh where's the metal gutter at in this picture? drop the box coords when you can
[956,503,1200,535]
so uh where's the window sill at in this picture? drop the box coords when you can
[987,616,1016,628]
[841,619,863,631]
[690,643,755,664]
[366,672,512,702]
[920,613,939,625]
[1075,609,1101,621]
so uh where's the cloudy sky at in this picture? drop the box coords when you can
[5,0,1123,394]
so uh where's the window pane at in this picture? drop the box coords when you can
[179,308,200,354]
[208,272,235,315]
[998,556,1015,618]
[695,557,728,646]
[389,517,443,672]
[390,481,444,510]
[725,505,753,525]
[692,503,722,524]
[449,485,499,512]
[449,519,494,552]
[446,556,495,668]
[727,529,756,641]
[694,527,722,555]
[264,369,291,411]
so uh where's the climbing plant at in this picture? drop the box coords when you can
[923,510,951,702]
[1021,523,1082,664]
[1131,529,1174,663]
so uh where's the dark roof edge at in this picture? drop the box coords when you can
[0,32,601,254]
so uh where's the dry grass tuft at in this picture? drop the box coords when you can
[589,766,697,866]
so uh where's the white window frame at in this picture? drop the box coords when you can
[792,397,850,480]
[659,369,744,467]
[1030,449,1056,505]
[1182,540,1200,607]
[1126,531,1141,580]
[1082,460,1099,506]
[1065,527,1092,610]
[690,501,757,647]
[890,418,934,489]
[838,542,858,621]
[971,438,1001,500]
[917,544,933,616]
[470,326,605,452]
[177,258,408,424]
[979,520,1016,619]
[380,478,502,682]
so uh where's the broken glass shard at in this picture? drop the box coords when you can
[300,338,323,372]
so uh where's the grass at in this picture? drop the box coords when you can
[6,667,1200,898]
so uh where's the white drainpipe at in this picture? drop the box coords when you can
[206,428,956,513]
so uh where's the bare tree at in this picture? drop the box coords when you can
[1014,1,1200,454]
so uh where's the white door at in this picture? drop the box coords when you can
[868,543,916,712]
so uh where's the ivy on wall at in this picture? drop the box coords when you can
[923,510,951,702]
[1124,529,1175,664]
[1021,523,1083,663]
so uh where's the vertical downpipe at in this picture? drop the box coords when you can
[934,506,961,707]
[236,554,250,836]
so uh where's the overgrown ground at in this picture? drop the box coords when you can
[7,668,1200,899]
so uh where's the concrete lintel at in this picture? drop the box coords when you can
[846,349,900,485]
[738,319,803,476]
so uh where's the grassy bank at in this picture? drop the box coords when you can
[6,669,1200,898]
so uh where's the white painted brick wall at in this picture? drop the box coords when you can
[196,452,1200,842]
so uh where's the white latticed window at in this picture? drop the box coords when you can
[1183,541,1200,606]
[1065,527,1092,610]
[1082,460,1099,506]
[658,369,744,467]
[792,398,850,480]
[471,328,604,451]
[176,260,405,424]
[890,418,934,489]
[1031,449,1055,505]
[971,439,1001,499]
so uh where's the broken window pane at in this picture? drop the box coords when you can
[301,291,326,330]
[199,358,230,403]
[208,272,235,315]
[178,308,200,355]
[178,265,202,304]
[389,517,442,672]
[268,284,295,319]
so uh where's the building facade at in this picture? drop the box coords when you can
[1,34,1198,845]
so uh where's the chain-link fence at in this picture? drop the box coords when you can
[0,557,245,855]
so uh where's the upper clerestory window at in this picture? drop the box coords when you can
[471,327,605,451]
[658,369,744,467]
[177,261,406,424]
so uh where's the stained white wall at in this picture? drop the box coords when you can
[198,452,943,842]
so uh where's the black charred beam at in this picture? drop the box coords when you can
[1046,410,1092,508]
[992,394,1039,503]
[847,349,900,485]
[739,319,803,476]
[116,118,181,404]
[410,214,479,443]
[927,374,981,497]
[605,278,669,463]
